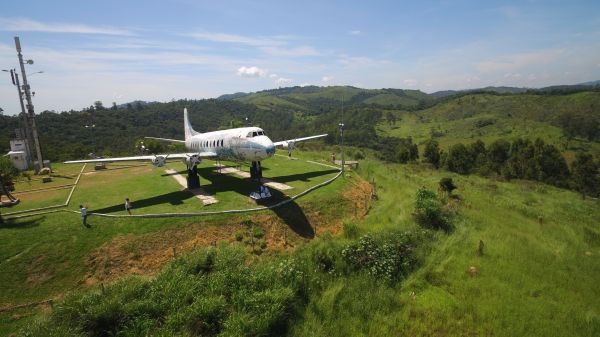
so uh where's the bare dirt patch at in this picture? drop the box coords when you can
[84,174,371,283]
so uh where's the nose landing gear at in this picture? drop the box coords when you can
[250,161,262,182]
[187,165,200,189]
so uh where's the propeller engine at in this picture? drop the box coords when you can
[282,140,296,157]
[185,154,201,168]
[151,155,167,167]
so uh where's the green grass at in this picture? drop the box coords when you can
[3,150,600,336]
[0,152,346,334]
[287,159,600,336]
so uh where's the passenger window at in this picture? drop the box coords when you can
[247,132,253,138]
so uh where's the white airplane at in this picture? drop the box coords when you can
[65,108,327,188]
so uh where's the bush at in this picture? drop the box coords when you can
[413,188,452,232]
[234,231,243,241]
[439,177,457,195]
[341,232,420,282]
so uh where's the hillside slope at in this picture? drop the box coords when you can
[378,91,600,159]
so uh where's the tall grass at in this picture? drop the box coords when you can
[21,229,429,337]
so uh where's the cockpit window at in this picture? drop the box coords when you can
[246,130,265,138]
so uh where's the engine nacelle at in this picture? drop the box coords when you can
[152,155,167,167]
[185,155,201,167]
[281,141,295,150]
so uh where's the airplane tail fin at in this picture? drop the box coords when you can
[184,108,198,141]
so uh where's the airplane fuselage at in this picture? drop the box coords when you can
[186,126,276,163]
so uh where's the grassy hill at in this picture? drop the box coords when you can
[2,86,600,335]
[234,86,433,111]
[7,154,600,336]
[377,91,600,161]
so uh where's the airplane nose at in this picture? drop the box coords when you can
[265,138,275,156]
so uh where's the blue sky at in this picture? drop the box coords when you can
[1,0,599,114]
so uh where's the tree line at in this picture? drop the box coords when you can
[412,137,600,198]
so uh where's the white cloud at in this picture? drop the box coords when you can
[0,17,133,35]
[476,49,564,73]
[322,76,334,82]
[260,45,319,57]
[276,77,292,85]
[188,32,285,47]
[403,79,418,87]
[236,66,267,77]
[349,30,362,36]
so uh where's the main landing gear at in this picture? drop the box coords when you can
[250,161,263,182]
[186,165,200,189]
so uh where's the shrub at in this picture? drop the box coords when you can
[439,177,457,195]
[413,188,452,232]
[234,231,243,241]
[341,232,420,282]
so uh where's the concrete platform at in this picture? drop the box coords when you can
[214,164,294,191]
[164,168,218,205]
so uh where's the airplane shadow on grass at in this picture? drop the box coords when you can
[197,167,318,239]
[0,216,43,230]
[90,166,337,239]
[91,191,195,214]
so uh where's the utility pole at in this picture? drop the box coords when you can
[339,96,345,177]
[12,70,34,166]
[14,36,44,171]
[2,68,34,167]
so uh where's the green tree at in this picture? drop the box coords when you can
[395,138,418,163]
[487,139,510,174]
[93,101,105,111]
[446,143,472,174]
[423,139,441,168]
[571,152,599,198]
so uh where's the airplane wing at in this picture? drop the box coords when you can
[64,152,217,165]
[144,136,186,144]
[273,134,328,148]
[4,150,25,156]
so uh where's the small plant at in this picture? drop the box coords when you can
[233,231,243,241]
[252,227,265,239]
[257,239,267,249]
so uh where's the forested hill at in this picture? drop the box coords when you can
[0,86,599,162]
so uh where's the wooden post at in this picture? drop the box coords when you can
[172,246,177,258]
[478,240,485,256]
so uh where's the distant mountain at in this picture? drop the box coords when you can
[233,85,434,111]
[432,81,600,97]
[577,80,600,86]
[432,86,529,98]
[217,92,249,100]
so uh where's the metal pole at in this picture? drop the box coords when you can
[340,97,345,177]
[12,71,34,167]
[15,36,44,171]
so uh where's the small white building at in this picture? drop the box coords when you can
[8,139,30,171]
